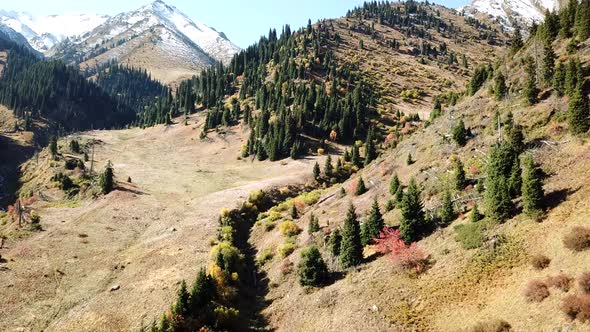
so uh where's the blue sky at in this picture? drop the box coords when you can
[5,0,470,48]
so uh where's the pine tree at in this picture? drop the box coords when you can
[356,176,367,195]
[506,123,525,154]
[324,155,333,178]
[329,229,342,256]
[494,73,507,100]
[291,204,298,219]
[361,198,384,245]
[364,127,377,166]
[574,0,590,40]
[485,145,514,222]
[439,190,455,225]
[452,120,467,146]
[308,213,320,234]
[470,202,483,222]
[568,87,590,135]
[172,280,189,317]
[511,27,524,54]
[351,144,361,167]
[49,136,58,159]
[313,162,321,180]
[406,153,414,165]
[541,41,556,84]
[389,173,401,195]
[523,57,538,105]
[399,178,425,244]
[189,268,216,314]
[553,61,566,96]
[522,154,545,219]
[508,157,522,198]
[453,158,466,191]
[339,203,363,268]
[298,246,328,287]
[100,161,114,194]
[395,185,404,203]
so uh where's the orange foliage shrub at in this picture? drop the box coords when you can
[561,295,590,322]
[375,228,428,275]
[563,227,590,252]
[524,280,550,302]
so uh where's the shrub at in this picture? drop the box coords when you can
[278,221,301,237]
[30,211,41,231]
[578,272,590,294]
[469,319,512,332]
[561,295,590,322]
[454,222,486,249]
[214,305,240,330]
[298,246,328,287]
[530,254,551,270]
[375,228,428,275]
[278,240,296,258]
[256,248,274,266]
[523,280,550,302]
[546,274,572,292]
[64,158,79,170]
[563,227,590,251]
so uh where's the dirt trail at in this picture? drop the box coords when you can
[0,117,317,331]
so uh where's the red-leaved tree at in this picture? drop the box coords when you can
[375,228,428,275]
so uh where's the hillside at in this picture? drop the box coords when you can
[0,113,321,331]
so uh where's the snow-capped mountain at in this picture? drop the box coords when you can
[0,24,41,56]
[0,1,240,83]
[459,0,559,27]
[0,10,108,52]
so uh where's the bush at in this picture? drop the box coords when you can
[523,280,550,302]
[454,222,486,249]
[563,227,590,251]
[278,240,296,258]
[561,295,590,322]
[579,272,590,294]
[469,319,512,332]
[256,248,274,266]
[546,274,572,292]
[530,254,551,270]
[298,246,328,287]
[64,158,79,170]
[375,228,428,275]
[278,221,301,237]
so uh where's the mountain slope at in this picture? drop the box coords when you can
[460,0,560,27]
[49,0,240,84]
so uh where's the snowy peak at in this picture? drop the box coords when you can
[459,0,559,27]
[0,10,108,52]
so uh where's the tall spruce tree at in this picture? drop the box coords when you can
[568,87,590,135]
[364,127,377,166]
[453,158,466,191]
[485,145,514,222]
[339,203,363,268]
[100,161,115,194]
[324,155,333,178]
[452,120,467,146]
[356,176,367,195]
[329,229,342,257]
[524,57,539,105]
[298,246,328,287]
[511,27,524,54]
[361,198,384,245]
[399,178,425,244]
[541,41,556,84]
[389,173,401,195]
[439,190,455,225]
[522,154,545,219]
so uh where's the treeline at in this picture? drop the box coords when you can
[0,38,135,131]
[94,63,175,127]
[181,18,374,161]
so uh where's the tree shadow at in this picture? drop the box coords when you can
[544,187,579,212]
[116,185,148,196]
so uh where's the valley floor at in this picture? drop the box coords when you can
[0,115,317,331]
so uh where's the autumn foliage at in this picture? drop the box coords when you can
[374,228,428,275]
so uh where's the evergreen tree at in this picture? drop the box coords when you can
[470,202,483,222]
[389,173,401,195]
[329,229,342,257]
[313,161,321,180]
[298,246,328,287]
[524,57,539,105]
[508,157,522,198]
[49,136,58,159]
[356,176,367,195]
[406,153,414,165]
[522,154,545,218]
[506,123,525,154]
[511,27,524,54]
[361,198,384,245]
[574,0,590,40]
[324,155,333,178]
[453,158,466,191]
[399,178,425,244]
[494,72,507,100]
[395,185,404,203]
[339,203,363,268]
[364,127,377,166]
[485,145,514,222]
[291,204,298,219]
[351,144,361,167]
[189,268,216,314]
[308,213,320,234]
[568,87,590,135]
[452,119,467,146]
[553,61,566,96]
[439,190,455,225]
[541,41,556,84]
[100,160,115,194]
[172,280,190,317]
